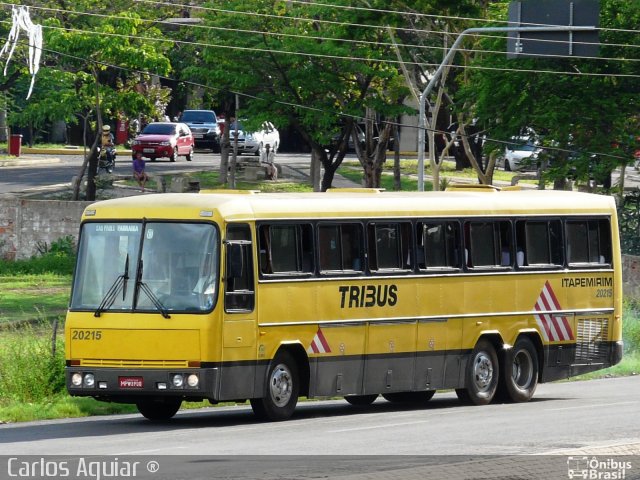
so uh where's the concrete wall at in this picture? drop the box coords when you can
[622,254,640,300]
[0,198,90,260]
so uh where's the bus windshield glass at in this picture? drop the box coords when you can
[70,222,219,313]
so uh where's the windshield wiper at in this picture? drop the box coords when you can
[94,254,129,317]
[134,259,171,319]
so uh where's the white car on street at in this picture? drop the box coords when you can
[230,121,280,155]
[501,140,541,171]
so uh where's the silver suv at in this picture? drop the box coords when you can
[180,110,220,152]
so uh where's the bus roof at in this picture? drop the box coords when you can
[82,189,617,222]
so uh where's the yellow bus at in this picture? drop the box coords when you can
[65,186,623,421]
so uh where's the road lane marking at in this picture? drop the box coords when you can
[544,401,637,412]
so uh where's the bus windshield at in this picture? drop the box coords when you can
[70,222,219,313]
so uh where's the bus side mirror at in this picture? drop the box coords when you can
[227,243,244,278]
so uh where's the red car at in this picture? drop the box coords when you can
[132,122,194,162]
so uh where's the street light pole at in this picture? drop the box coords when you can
[416,25,596,191]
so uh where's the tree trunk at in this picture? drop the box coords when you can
[319,146,339,191]
[85,139,100,201]
[393,121,401,191]
[310,149,321,192]
[85,67,103,201]
[73,113,90,201]
[219,116,231,185]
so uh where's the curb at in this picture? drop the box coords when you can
[0,157,62,167]
[21,147,133,155]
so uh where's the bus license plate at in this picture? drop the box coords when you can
[119,376,144,388]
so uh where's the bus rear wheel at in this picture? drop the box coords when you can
[457,339,499,405]
[382,391,435,403]
[503,336,539,402]
[136,398,181,421]
[250,351,299,421]
[344,394,378,406]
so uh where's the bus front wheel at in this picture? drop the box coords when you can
[251,351,299,421]
[503,336,539,402]
[136,398,181,421]
[456,339,499,405]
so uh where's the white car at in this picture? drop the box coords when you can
[230,121,280,155]
[501,141,541,171]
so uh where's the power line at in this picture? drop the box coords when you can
[284,0,640,36]
[13,1,640,65]
[29,21,640,79]
[2,8,639,80]
[132,0,639,50]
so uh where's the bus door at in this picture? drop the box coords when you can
[220,223,257,400]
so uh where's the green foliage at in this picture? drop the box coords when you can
[191,0,410,148]
[0,236,76,275]
[459,0,640,186]
[623,298,640,354]
[617,192,640,256]
[0,322,65,404]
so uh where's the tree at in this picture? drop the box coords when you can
[457,0,640,190]
[388,0,493,189]
[1,3,174,199]
[186,0,410,190]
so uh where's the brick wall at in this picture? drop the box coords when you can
[0,198,90,260]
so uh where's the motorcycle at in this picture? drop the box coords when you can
[97,145,116,174]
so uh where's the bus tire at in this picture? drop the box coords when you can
[250,350,299,421]
[458,339,499,405]
[136,398,181,421]
[382,391,435,403]
[344,394,378,406]
[503,336,538,402]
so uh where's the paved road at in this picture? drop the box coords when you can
[2,377,639,455]
[2,377,639,479]
[0,150,318,196]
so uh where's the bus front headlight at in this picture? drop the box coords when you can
[172,374,184,388]
[187,374,199,388]
[71,373,83,386]
[83,373,95,388]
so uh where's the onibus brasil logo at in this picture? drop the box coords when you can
[567,456,632,479]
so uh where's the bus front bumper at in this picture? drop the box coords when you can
[65,367,219,400]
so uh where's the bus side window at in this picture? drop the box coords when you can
[259,223,314,276]
[368,222,412,272]
[566,218,611,266]
[225,223,254,313]
[418,221,461,270]
[467,220,512,268]
[516,219,563,268]
[318,223,363,273]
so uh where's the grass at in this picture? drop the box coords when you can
[338,159,538,189]
[122,169,314,193]
[574,352,640,380]
[0,274,71,325]
[0,396,137,423]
